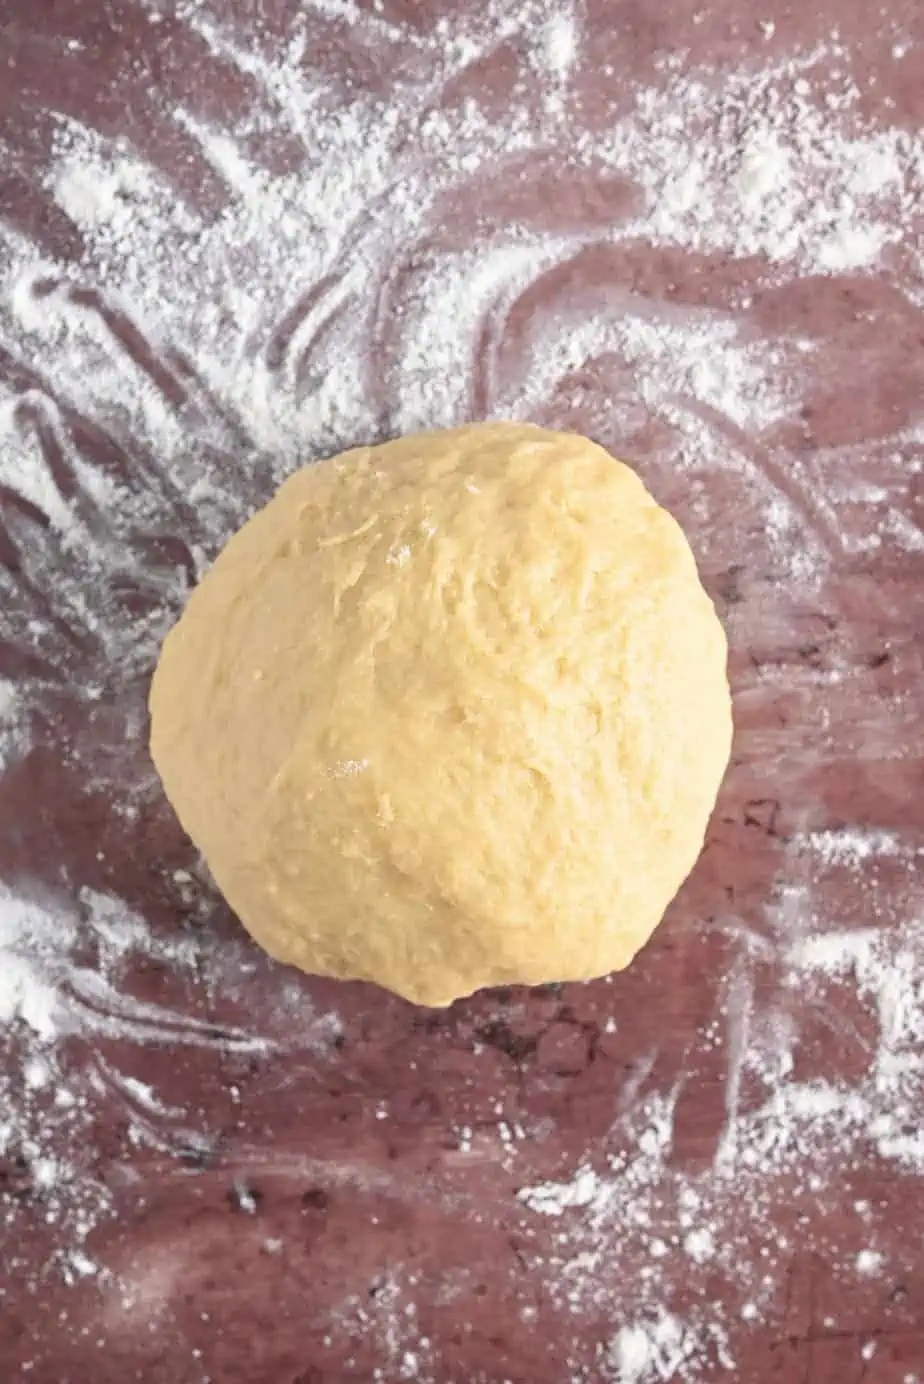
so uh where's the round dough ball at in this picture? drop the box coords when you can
[150,423,732,1007]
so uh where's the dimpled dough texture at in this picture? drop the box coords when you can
[149,424,732,1007]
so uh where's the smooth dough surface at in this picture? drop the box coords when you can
[150,424,732,1006]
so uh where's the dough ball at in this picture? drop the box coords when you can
[150,423,732,1007]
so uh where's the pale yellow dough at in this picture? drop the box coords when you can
[149,424,732,1006]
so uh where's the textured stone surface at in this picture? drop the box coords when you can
[1,1,923,1381]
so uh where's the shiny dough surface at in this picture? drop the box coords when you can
[149,423,732,1006]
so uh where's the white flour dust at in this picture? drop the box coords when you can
[0,1,923,1378]
[0,876,338,1281]
[515,830,924,1361]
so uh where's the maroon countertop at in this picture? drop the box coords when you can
[1,2,924,1382]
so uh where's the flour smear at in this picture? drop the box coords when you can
[1,1,923,1379]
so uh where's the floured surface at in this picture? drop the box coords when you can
[0,1,923,1380]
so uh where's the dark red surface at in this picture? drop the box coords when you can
[1,2,924,1382]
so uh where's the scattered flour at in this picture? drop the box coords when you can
[856,1249,885,1276]
[801,827,906,866]
[0,1,921,1376]
[535,7,580,82]
[0,876,337,1281]
[619,45,924,270]
[512,829,924,1363]
[607,1311,694,1383]
[0,678,26,771]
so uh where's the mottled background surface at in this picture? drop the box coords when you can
[1,2,923,1381]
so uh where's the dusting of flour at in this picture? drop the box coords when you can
[1,2,923,1378]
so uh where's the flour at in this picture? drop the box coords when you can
[0,885,76,1039]
[0,1,922,1377]
[800,827,906,866]
[856,1249,885,1276]
[518,1164,601,1214]
[0,876,336,1280]
[515,834,924,1363]
[607,1312,689,1383]
[603,1310,732,1384]
[0,678,28,773]
[535,7,580,80]
[0,880,336,1053]
[604,46,924,270]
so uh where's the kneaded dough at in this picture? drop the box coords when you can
[150,423,732,1007]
